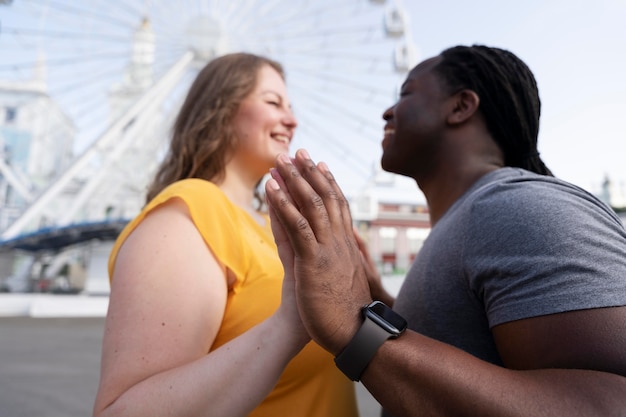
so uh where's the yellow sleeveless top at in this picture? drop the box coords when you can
[108,179,357,417]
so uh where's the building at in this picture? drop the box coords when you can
[1,17,171,293]
[598,174,626,212]
[0,57,79,291]
[0,60,76,233]
[351,168,430,275]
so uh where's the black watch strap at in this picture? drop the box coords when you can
[334,316,393,381]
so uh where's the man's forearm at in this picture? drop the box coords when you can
[361,331,626,417]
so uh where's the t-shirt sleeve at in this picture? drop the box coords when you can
[465,178,626,327]
[109,179,248,285]
[162,180,249,282]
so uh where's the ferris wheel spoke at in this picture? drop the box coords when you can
[291,66,396,104]
[90,0,145,22]
[219,0,256,23]
[290,85,385,146]
[0,26,131,44]
[234,0,294,28]
[0,51,130,73]
[22,0,138,31]
[243,1,376,36]
[242,25,384,48]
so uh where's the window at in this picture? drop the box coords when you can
[379,227,397,253]
[5,107,17,123]
[407,227,429,253]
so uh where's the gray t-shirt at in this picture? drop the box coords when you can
[394,167,626,366]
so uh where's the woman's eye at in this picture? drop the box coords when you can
[268,101,280,107]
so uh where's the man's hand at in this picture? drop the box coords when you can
[265,149,372,355]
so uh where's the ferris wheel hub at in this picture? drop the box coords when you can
[185,15,229,62]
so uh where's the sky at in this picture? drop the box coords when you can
[401,0,626,195]
[1,0,625,204]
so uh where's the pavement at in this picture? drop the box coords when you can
[0,314,383,417]
[0,316,105,417]
[0,276,407,416]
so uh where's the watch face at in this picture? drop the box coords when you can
[366,301,407,334]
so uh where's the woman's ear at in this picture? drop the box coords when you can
[447,89,480,125]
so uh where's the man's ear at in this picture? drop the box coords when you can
[447,89,480,125]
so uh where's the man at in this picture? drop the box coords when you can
[264,45,626,416]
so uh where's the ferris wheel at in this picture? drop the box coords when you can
[0,0,418,240]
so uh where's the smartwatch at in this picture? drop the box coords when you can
[334,301,407,381]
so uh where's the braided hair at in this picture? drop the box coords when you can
[435,45,553,176]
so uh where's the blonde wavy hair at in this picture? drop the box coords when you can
[145,52,284,203]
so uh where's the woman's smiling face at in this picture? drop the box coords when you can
[230,64,298,176]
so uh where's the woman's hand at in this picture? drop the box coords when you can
[267,169,311,348]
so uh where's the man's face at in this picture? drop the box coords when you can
[380,56,450,178]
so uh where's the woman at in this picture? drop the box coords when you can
[93,53,358,417]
